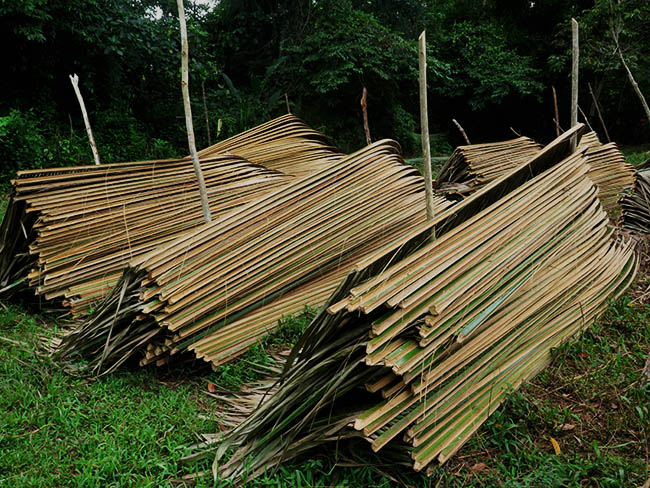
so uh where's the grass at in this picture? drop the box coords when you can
[2,289,647,487]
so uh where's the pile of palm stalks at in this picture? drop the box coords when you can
[0,116,340,313]
[54,140,453,374]
[434,136,542,195]
[197,115,340,178]
[579,133,636,218]
[620,168,650,234]
[202,125,638,483]
[435,132,635,219]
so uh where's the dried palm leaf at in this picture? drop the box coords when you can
[620,169,650,234]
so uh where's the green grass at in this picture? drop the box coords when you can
[621,145,650,167]
[2,293,647,487]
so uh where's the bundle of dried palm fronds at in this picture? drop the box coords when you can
[197,114,340,178]
[620,169,650,234]
[205,125,637,483]
[0,116,340,312]
[579,133,636,219]
[54,140,452,374]
[434,136,542,195]
[435,132,634,219]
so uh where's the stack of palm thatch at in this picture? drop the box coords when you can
[434,136,542,195]
[620,168,650,234]
[197,114,341,178]
[579,133,636,218]
[204,126,637,483]
[54,140,452,374]
[434,132,634,219]
[0,116,340,313]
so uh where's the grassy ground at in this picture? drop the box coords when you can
[1,153,649,487]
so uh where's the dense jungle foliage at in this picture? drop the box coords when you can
[1,0,649,177]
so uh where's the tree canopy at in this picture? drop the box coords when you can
[1,0,648,175]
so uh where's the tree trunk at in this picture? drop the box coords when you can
[69,74,100,165]
[177,0,211,223]
[418,31,436,237]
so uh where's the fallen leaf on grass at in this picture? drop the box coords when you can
[470,462,487,473]
[558,423,576,431]
[207,381,216,393]
[550,437,561,455]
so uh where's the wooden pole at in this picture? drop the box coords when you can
[588,82,611,142]
[69,74,100,165]
[578,105,594,132]
[285,93,291,114]
[552,85,561,137]
[201,80,211,147]
[570,18,579,152]
[177,0,211,223]
[611,24,650,129]
[360,87,371,146]
[418,30,436,237]
[452,119,471,144]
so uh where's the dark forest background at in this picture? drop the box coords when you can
[2,0,649,178]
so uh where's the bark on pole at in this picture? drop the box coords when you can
[571,18,579,152]
[418,30,436,237]
[177,0,211,223]
[588,82,611,142]
[69,74,100,165]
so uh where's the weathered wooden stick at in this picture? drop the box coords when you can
[177,0,211,223]
[588,82,610,142]
[571,18,579,152]
[611,25,650,128]
[69,74,100,165]
[201,80,211,147]
[360,87,371,145]
[578,105,594,132]
[452,119,471,145]
[418,30,435,237]
[285,93,291,114]
[552,85,561,137]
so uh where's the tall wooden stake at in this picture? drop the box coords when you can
[452,119,471,145]
[419,31,435,238]
[177,0,211,223]
[571,18,579,151]
[611,22,650,129]
[552,85,561,137]
[69,74,100,165]
[588,82,611,142]
[201,80,211,147]
[360,87,371,146]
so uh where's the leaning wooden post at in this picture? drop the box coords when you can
[418,30,435,239]
[452,118,471,145]
[588,82,611,142]
[360,87,371,145]
[570,18,579,151]
[69,74,100,165]
[177,0,211,223]
[552,85,561,137]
